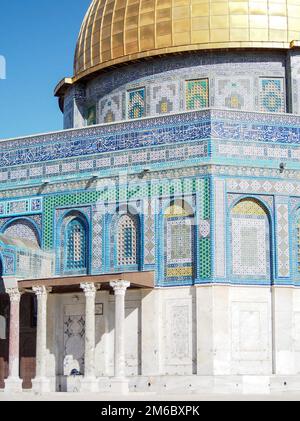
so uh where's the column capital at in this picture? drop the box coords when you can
[80,282,99,297]
[110,280,130,295]
[6,287,21,303]
[32,285,52,297]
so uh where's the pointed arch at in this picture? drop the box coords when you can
[230,197,272,281]
[164,199,195,281]
[116,213,139,268]
[60,211,89,274]
[2,218,41,248]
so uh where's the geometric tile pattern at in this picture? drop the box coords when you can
[65,218,87,271]
[3,219,40,247]
[231,199,270,279]
[117,214,138,266]
[260,78,285,113]
[152,81,177,115]
[276,202,290,277]
[199,178,211,279]
[5,109,300,172]
[100,95,121,124]
[55,207,91,275]
[6,92,300,290]
[227,179,300,197]
[216,78,251,110]
[164,203,194,281]
[167,220,192,264]
[44,193,99,250]
[144,201,155,265]
[0,197,42,217]
[128,88,145,119]
[214,179,226,278]
[92,205,103,272]
[185,79,209,110]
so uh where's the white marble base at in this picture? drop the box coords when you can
[128,375,300,394]
[4,377,23,393]
[80,376,99,393]
[109,378,129,394]
[32,377,52,394]
[42,286,300,392]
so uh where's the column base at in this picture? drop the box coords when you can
[109,377,129,394]
[80,376,99,393]
[4,377,23,393]
[32,377,52,394]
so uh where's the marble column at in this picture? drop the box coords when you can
[110,280,130,394]
[4,287,22,392]
[80,282,99,392]
[32,286,52,393]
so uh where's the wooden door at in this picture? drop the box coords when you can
[20,294,36,389]
[0,356,8,389]
[20,356,36,389]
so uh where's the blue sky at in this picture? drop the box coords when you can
[0,0,91,139]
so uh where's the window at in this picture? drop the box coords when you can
[128,88,145,119]
[164,201,194,279]
[86,105,96,126]
[231,199,270,279]
[117,214,138,266]
[65,218,87,271]
[3,219,40,248]
[185,79,209,111]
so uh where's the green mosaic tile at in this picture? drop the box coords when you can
[43,190,105,249]
[199,238,211,279]
[43,175,211,277]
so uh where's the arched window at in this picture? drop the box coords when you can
[164,200,194,280]
[231,198,271,279]
[117,214,138,267]
[65,218,87,272]
[3,219,40,248]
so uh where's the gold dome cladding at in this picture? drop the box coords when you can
[73,0,300,81]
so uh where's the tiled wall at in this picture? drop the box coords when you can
[63,51,288,129]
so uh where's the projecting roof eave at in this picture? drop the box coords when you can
[18,271,155,293]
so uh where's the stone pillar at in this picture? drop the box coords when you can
[141,289,162,375]
[196,285,230,376]
[4,287,22,392]
[32,286,52,393]
[110,280,130,394]
[272,286,295,375]
[80,282,99,392]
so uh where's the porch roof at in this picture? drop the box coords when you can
[18,271,155,293]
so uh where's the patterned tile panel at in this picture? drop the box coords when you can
[186,79,209,111]
[214,179,226,278]
[276,200,290,278]
[128,88,146,119]
[231,199,270,279]
[259,78,285,113]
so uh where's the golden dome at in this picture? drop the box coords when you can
[73,0,300,81]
